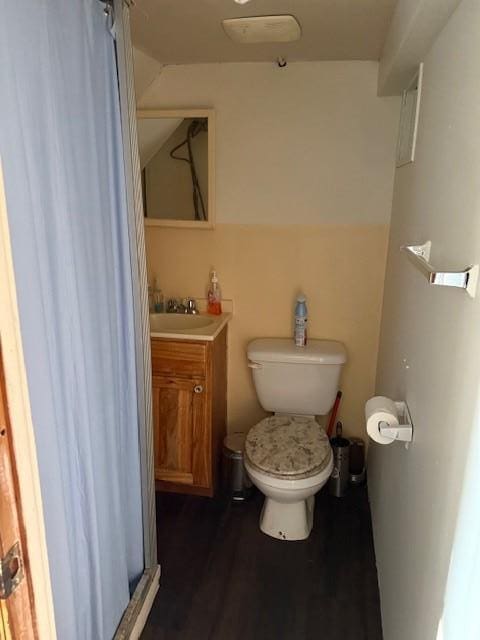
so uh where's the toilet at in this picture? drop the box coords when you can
[244,338,347,541]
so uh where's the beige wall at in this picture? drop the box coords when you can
[140,61,400,438]
[370,1,480,638]
[147,224,389,438]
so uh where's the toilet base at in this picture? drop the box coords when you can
[259,495,315,541]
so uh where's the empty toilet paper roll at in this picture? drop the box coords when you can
[365,396,399,445]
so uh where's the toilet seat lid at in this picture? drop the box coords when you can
[245,416,331,479]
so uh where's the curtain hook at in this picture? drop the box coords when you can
[98,0,113,16]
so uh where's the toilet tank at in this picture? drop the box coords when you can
[247,338,347,416]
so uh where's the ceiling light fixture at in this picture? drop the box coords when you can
[234,0,252,4]
[223,15,301,44]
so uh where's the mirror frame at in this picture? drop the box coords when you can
[137,108,216,230]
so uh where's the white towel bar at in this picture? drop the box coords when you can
[401,241,478,298]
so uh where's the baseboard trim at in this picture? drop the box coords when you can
[114,565,160,640]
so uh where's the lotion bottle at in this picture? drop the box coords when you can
[207,270,222,315]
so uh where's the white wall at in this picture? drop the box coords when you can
[138,62,399,225]
[378,0,461,95]
[132,47,162,101]
[369,1,480,639]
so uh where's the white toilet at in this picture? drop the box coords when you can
[244,338,347,541]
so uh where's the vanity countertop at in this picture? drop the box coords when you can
[150,312,232,342]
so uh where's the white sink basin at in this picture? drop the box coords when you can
[149,313,215,333]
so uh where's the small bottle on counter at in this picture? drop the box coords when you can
[207,270,222,315]
[148,285,155,313]
[150,277,164,313]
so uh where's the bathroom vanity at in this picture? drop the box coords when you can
[150,313,230,497]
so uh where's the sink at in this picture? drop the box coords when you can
[149,313,215,333]
[149,311,232,341]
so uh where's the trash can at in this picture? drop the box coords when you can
[222,432,252,502]
[349,437,366,486]
[329,422,350,497]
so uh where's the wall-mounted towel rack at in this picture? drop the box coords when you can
[401,241,479,298]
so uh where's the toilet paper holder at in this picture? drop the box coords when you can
[378,401,414,443]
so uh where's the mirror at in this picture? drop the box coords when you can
[137,109,215,228]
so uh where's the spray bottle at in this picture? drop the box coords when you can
[294,294,307,347]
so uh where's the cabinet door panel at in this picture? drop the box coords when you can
[152,375,208,487]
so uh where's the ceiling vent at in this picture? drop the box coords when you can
[222,15,301,44]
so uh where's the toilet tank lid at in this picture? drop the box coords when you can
[247,338,347,365]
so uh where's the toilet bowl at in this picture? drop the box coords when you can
[244,459,333,541]
[245,338,346,541]
[245,415,333,540]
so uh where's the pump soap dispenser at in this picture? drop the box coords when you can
[207,270,222,315]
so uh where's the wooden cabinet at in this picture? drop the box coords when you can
[151,328,227,497]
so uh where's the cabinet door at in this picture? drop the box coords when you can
[152,375,209,488]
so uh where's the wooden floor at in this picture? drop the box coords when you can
[141,487,383,640]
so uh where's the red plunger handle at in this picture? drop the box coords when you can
[327,391,342,438]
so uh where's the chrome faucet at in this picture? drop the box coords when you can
[166,298,179,313]
[184,298,199,314]
[166,297,198,314]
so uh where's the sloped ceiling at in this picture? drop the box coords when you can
[130,0,398,65]
[137,118,183,169]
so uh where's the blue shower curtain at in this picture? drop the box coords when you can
[0,1,143,638]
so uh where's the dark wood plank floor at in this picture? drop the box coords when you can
[142,487,383,640]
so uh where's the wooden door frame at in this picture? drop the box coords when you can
[0,340,36,637]
[0,160,57,638]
